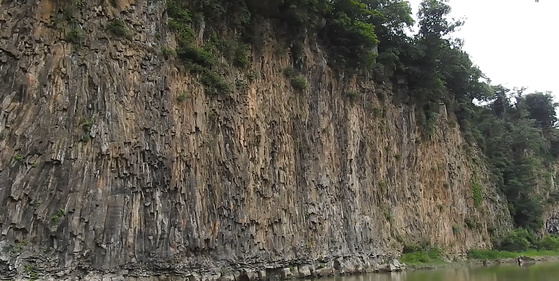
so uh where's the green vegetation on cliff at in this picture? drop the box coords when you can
[401,244,445,265]
[470,89,559,233]
[403,231,559,264]
[468,230,559,260]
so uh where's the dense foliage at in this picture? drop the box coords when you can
[470,89,559,233]
[166,0,415,70]
[165,0,558,235]
[469,229,559,255]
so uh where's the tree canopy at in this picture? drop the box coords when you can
[471,88,558,232]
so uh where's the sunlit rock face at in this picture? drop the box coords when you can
[0,0,512,279]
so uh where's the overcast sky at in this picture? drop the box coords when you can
[407,0,559,98]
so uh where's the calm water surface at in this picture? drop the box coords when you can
[318,262,559,281]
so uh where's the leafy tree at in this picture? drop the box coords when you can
[498,229,534,252]
[321,0,380,69]
[523,92,558,129]
[404,0,471,104]
[537,235,559,251]
[417,0,463,40]
[490,85,512,118]
[471,86,557,233]
[365,0,414,75]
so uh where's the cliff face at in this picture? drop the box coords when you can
[543,167,559,233]
[0,0,512,280]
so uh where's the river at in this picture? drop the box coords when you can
[316,262,559,281]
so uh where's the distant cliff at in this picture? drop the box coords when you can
[0,0,517,280]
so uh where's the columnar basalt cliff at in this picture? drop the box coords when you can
[0,0,514,280]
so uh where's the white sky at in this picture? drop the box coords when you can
[407,0,559,98]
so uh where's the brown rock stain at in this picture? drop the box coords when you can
[35,0,53,22]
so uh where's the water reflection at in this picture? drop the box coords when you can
[314,262,559,281]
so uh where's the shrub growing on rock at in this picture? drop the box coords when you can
[498,229,533,252]
[537,235,559,251]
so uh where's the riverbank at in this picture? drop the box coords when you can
[404,252,559,271]
[8,253,559,281]
[5,254,407,281]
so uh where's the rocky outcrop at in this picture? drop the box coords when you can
[541,167,559,234]
[0,0,512,280]
[0,249,400,281]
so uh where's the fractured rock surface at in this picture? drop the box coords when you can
[0,0,512,279]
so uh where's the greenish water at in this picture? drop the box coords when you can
[319,262,559,281]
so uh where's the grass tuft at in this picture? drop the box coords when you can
[400,247,445,265]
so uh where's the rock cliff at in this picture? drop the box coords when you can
[0,0,512,280]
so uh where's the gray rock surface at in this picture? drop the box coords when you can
[0,0,513,280]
